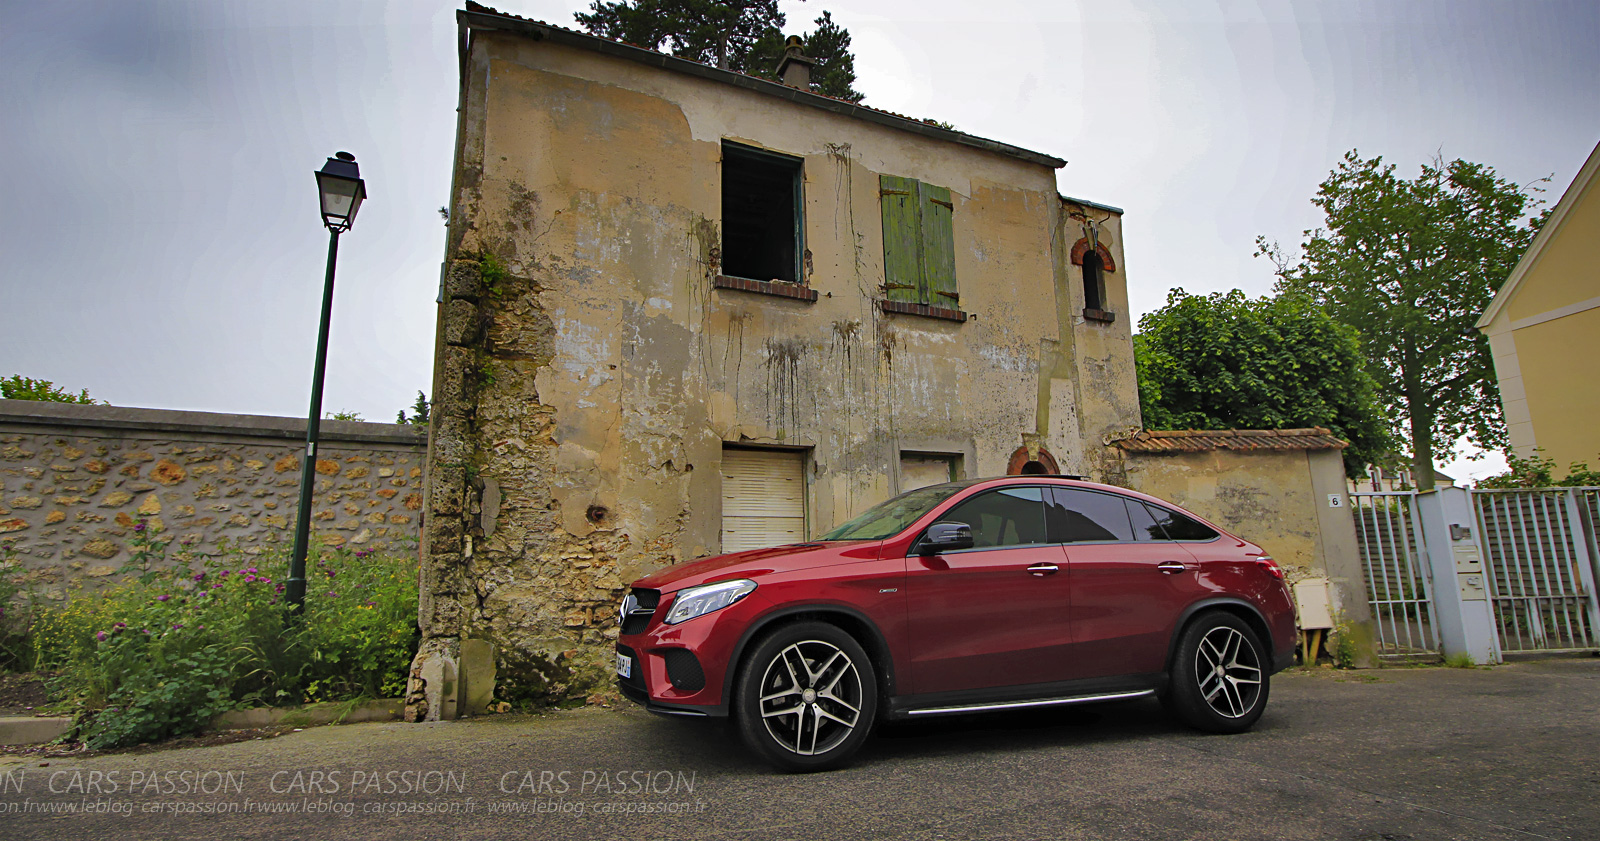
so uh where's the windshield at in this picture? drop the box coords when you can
[818,483,967,541]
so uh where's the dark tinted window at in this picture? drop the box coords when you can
[1147,505,1219,541]
[936,487,1047,549]
[1046,488,1134,543]
[1127,499,1168,542]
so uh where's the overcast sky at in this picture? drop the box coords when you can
[3,0,1596,480]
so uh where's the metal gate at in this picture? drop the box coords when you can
[1350,493,1440,656]
[1472,488,1600,653]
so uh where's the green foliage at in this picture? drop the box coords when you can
[1476,450,1600,489]
[1260,150,1549,488]
[30,528,418,749]
[325,410,364,422]
[397,391,431,426]
[1443,651,1477,669]
[0,550,39,671]
[478,252,510,298]
[1,375,102,404]
[575,1,864,101]
[1134,288,1395,475]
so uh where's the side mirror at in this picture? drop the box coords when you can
[919,521,974,554]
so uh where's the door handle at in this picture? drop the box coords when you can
[1157,561,1187,574]
[1027,563,1059,577]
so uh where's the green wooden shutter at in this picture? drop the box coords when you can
[880,175,922,304]
[919,183,956,307]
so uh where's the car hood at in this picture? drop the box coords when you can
[632,541,879,593]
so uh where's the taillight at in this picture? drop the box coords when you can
[1254,555,1284,580]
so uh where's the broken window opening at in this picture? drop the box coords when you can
[721,141,803,284]
[1082,249,1104,312]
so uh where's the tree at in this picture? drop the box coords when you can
[575,1,864,101]
[1258,151,1548,488]
[1134,289,1394,476]
[397,391,430,427]
[326,410,364,422]
[1,375,101,404]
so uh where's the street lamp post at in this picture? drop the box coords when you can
[288,152,367,610]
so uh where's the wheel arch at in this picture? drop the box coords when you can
[1166,598,1276,676]
[723,604,898,712]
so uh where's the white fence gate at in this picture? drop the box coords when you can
[1351,493,1440,656]
[1352,487,1600,659]
[1473,489,1600,653]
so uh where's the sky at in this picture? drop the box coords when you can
[2,0,1597,482]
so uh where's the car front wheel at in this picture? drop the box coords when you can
[735,622,877,772]
[1162,611,1269,733]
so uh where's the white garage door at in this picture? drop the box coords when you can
[721,448,806,552]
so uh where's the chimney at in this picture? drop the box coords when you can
[776,35,814,90]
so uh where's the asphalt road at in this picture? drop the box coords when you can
[2,657,1596,841]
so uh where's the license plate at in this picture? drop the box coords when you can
[616,653,632,678]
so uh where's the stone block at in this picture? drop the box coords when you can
[459,638,497,716]
[442,300,482,346]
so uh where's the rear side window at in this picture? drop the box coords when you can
[1046,488,1134,543]
[1145,504,1219,541]
[936,487,1047,549]
[1127,499,1168,542]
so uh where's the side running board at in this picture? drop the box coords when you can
[904,689,1154,717]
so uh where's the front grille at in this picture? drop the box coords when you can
[619,588,660,635]
[662,649,705,692]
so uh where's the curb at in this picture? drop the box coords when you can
[0,716,73,746]
[208,698,404,731]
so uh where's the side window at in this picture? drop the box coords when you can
[1046,488,1134,543]
[1146,505,1219,542]
[1127,499,1169,542]
[722,141,803,283]
[935,487,1046,549]
[880,175,956,309]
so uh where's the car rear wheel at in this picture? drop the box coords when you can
[1162,611,1269,733]
[735,622,877,772]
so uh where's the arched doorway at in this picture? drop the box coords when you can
[1006,445,1059,476]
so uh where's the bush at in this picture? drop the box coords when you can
[30,527,419,749]
[0,550,38,672]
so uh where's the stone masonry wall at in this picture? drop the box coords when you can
[0,400,426,600]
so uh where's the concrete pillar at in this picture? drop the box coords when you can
[1415,487,1502,664]
[1307,449,1377,666]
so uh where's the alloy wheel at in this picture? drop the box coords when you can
[757,639,864,756]
[1194,625,1263,719]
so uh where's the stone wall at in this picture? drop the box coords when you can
[0,400,426,599]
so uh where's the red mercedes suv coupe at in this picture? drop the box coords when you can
[616,476,1295,771]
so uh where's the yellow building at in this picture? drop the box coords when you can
[1477,140,1600,475]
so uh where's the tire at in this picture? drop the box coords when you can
[735,621,878,772]
[1161,611,1270,733]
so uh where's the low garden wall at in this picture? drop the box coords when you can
[0,400,426,599]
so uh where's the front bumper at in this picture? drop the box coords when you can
[615,590,772,718]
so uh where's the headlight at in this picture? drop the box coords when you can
[664,579,757,625]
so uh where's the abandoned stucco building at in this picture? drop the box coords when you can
[408,4,1143,717]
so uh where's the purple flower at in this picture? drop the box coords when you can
[171,623,183,630]
[133,522,146,532]
[156,594,171,602]
[219,570,231,578]
[114,621,126,629]
[96,631,108,641]
[196,591,208,597]
[244,575,256,583]
[193,572,205,581]
[327,592,337,598]
[246,567,257,574]
[261,576,272,583]
[142,629,151,635]
[275,584,285,594]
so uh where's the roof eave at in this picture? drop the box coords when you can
[1476,138,1600,331]
[457,6,1067,171]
